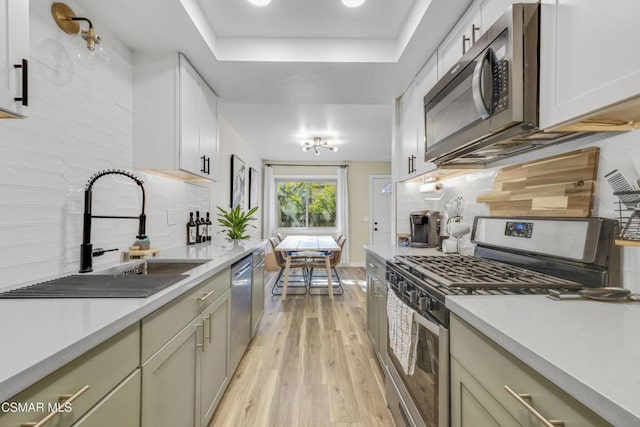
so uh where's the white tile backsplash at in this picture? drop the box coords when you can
[0,0,261,290]
[398,130,640,292]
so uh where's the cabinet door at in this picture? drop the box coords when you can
[398,82,420,181]
[366,275,378,349]
[73,370,141,427]
[200,84,219,180]
[450,358,519,427]
[480,0,513,34]
[179,56,204,177]
[540,0,640,129]
[201,290,230,426]
[438,3,481,78]
[0,0,28,117]
[414,54,439,176]
[142,317,201,427]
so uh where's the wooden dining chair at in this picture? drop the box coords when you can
[307,235,346,295]
[269,237,308,295]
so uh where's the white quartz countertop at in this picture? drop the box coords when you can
[447,295,640,426]
[0,238,266,403]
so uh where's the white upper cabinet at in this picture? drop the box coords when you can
[133,52,219,181]
[397,54,439,182]
[438,2,481,78]
[437,0,532,78]
[480,0,515,34]
[414,55,439,176]
[0,0,28,118]
[397,82,419,182]
[540,0,640,130]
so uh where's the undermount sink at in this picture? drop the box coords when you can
[0,259,212,299]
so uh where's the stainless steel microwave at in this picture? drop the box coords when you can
[423,3,582,167]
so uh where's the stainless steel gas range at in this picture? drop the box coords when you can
[384,216,618,427]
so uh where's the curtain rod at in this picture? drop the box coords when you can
[264,163,348,168]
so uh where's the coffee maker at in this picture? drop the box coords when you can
[409,210,440,248]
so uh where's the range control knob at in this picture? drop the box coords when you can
[418,297,428,311]
[428,298,440,311]
[398,281,407,293]
[409,290,418,304]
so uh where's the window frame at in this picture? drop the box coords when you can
[273,174,340,234]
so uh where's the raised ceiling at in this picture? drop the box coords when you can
[82,0,472,161]
[198,0,416,39]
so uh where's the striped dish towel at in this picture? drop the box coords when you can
[387,289,419,375]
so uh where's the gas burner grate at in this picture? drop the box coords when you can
[396,255,583,290]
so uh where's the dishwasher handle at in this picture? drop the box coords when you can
[233,262,252,280]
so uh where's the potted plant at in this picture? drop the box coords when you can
[216,205,258,240]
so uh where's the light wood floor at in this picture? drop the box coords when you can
[209,267,394,427]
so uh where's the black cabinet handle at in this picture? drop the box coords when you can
[471,24,480,44]
[408,156,411,175]
[205,156,210,175]
[200,155,207,174]
[410,155,417,174]
[462,34,471,54]
[13,59,28,106]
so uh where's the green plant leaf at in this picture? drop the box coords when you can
[216,205,258,240]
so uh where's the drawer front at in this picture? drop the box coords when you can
[142,267,230,361]
[0,324,139,427]
[366,253,386,281]
[451,316,611,427]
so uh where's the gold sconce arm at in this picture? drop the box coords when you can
[51,3,101,51]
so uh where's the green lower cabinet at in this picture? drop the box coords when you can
[450,315,611,427]
[450,357,520,427]
[141,289,232,427]
[142,317,200,427]
[200,290,230,426]
[73,370,141,427]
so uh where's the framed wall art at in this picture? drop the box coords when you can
[230,155,246,209]
[249,167,259,209]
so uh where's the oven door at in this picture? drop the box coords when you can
[424,29,511,163]
[386,287,449,427]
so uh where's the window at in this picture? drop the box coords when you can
[276,179,337,228]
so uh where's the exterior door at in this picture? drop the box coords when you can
[370,176,392,246]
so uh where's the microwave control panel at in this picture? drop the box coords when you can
[505,221,533,238]
[493,59,509,114]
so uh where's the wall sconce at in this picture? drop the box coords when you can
[51,3,101,50]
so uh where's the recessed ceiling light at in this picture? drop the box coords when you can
[342,0,366,7]
[248,0,271,6]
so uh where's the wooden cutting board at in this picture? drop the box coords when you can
[476,147,599,217]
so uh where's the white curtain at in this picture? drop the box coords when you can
[337,166,350,265]
[262,165,276,240]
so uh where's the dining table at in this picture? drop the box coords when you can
[274,235,341,301]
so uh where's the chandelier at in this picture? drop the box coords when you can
[302,137,338,156]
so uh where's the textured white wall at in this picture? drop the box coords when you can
[0,0,259,289]
[397,131,640,292]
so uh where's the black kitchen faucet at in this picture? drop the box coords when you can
[79,169,147,273]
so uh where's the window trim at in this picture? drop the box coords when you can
[273,174,339,232]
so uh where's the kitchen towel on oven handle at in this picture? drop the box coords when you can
[387,289,419,375]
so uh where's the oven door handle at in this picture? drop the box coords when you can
[388,285,442,336]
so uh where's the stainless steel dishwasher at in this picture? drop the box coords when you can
[230,255,252,374]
